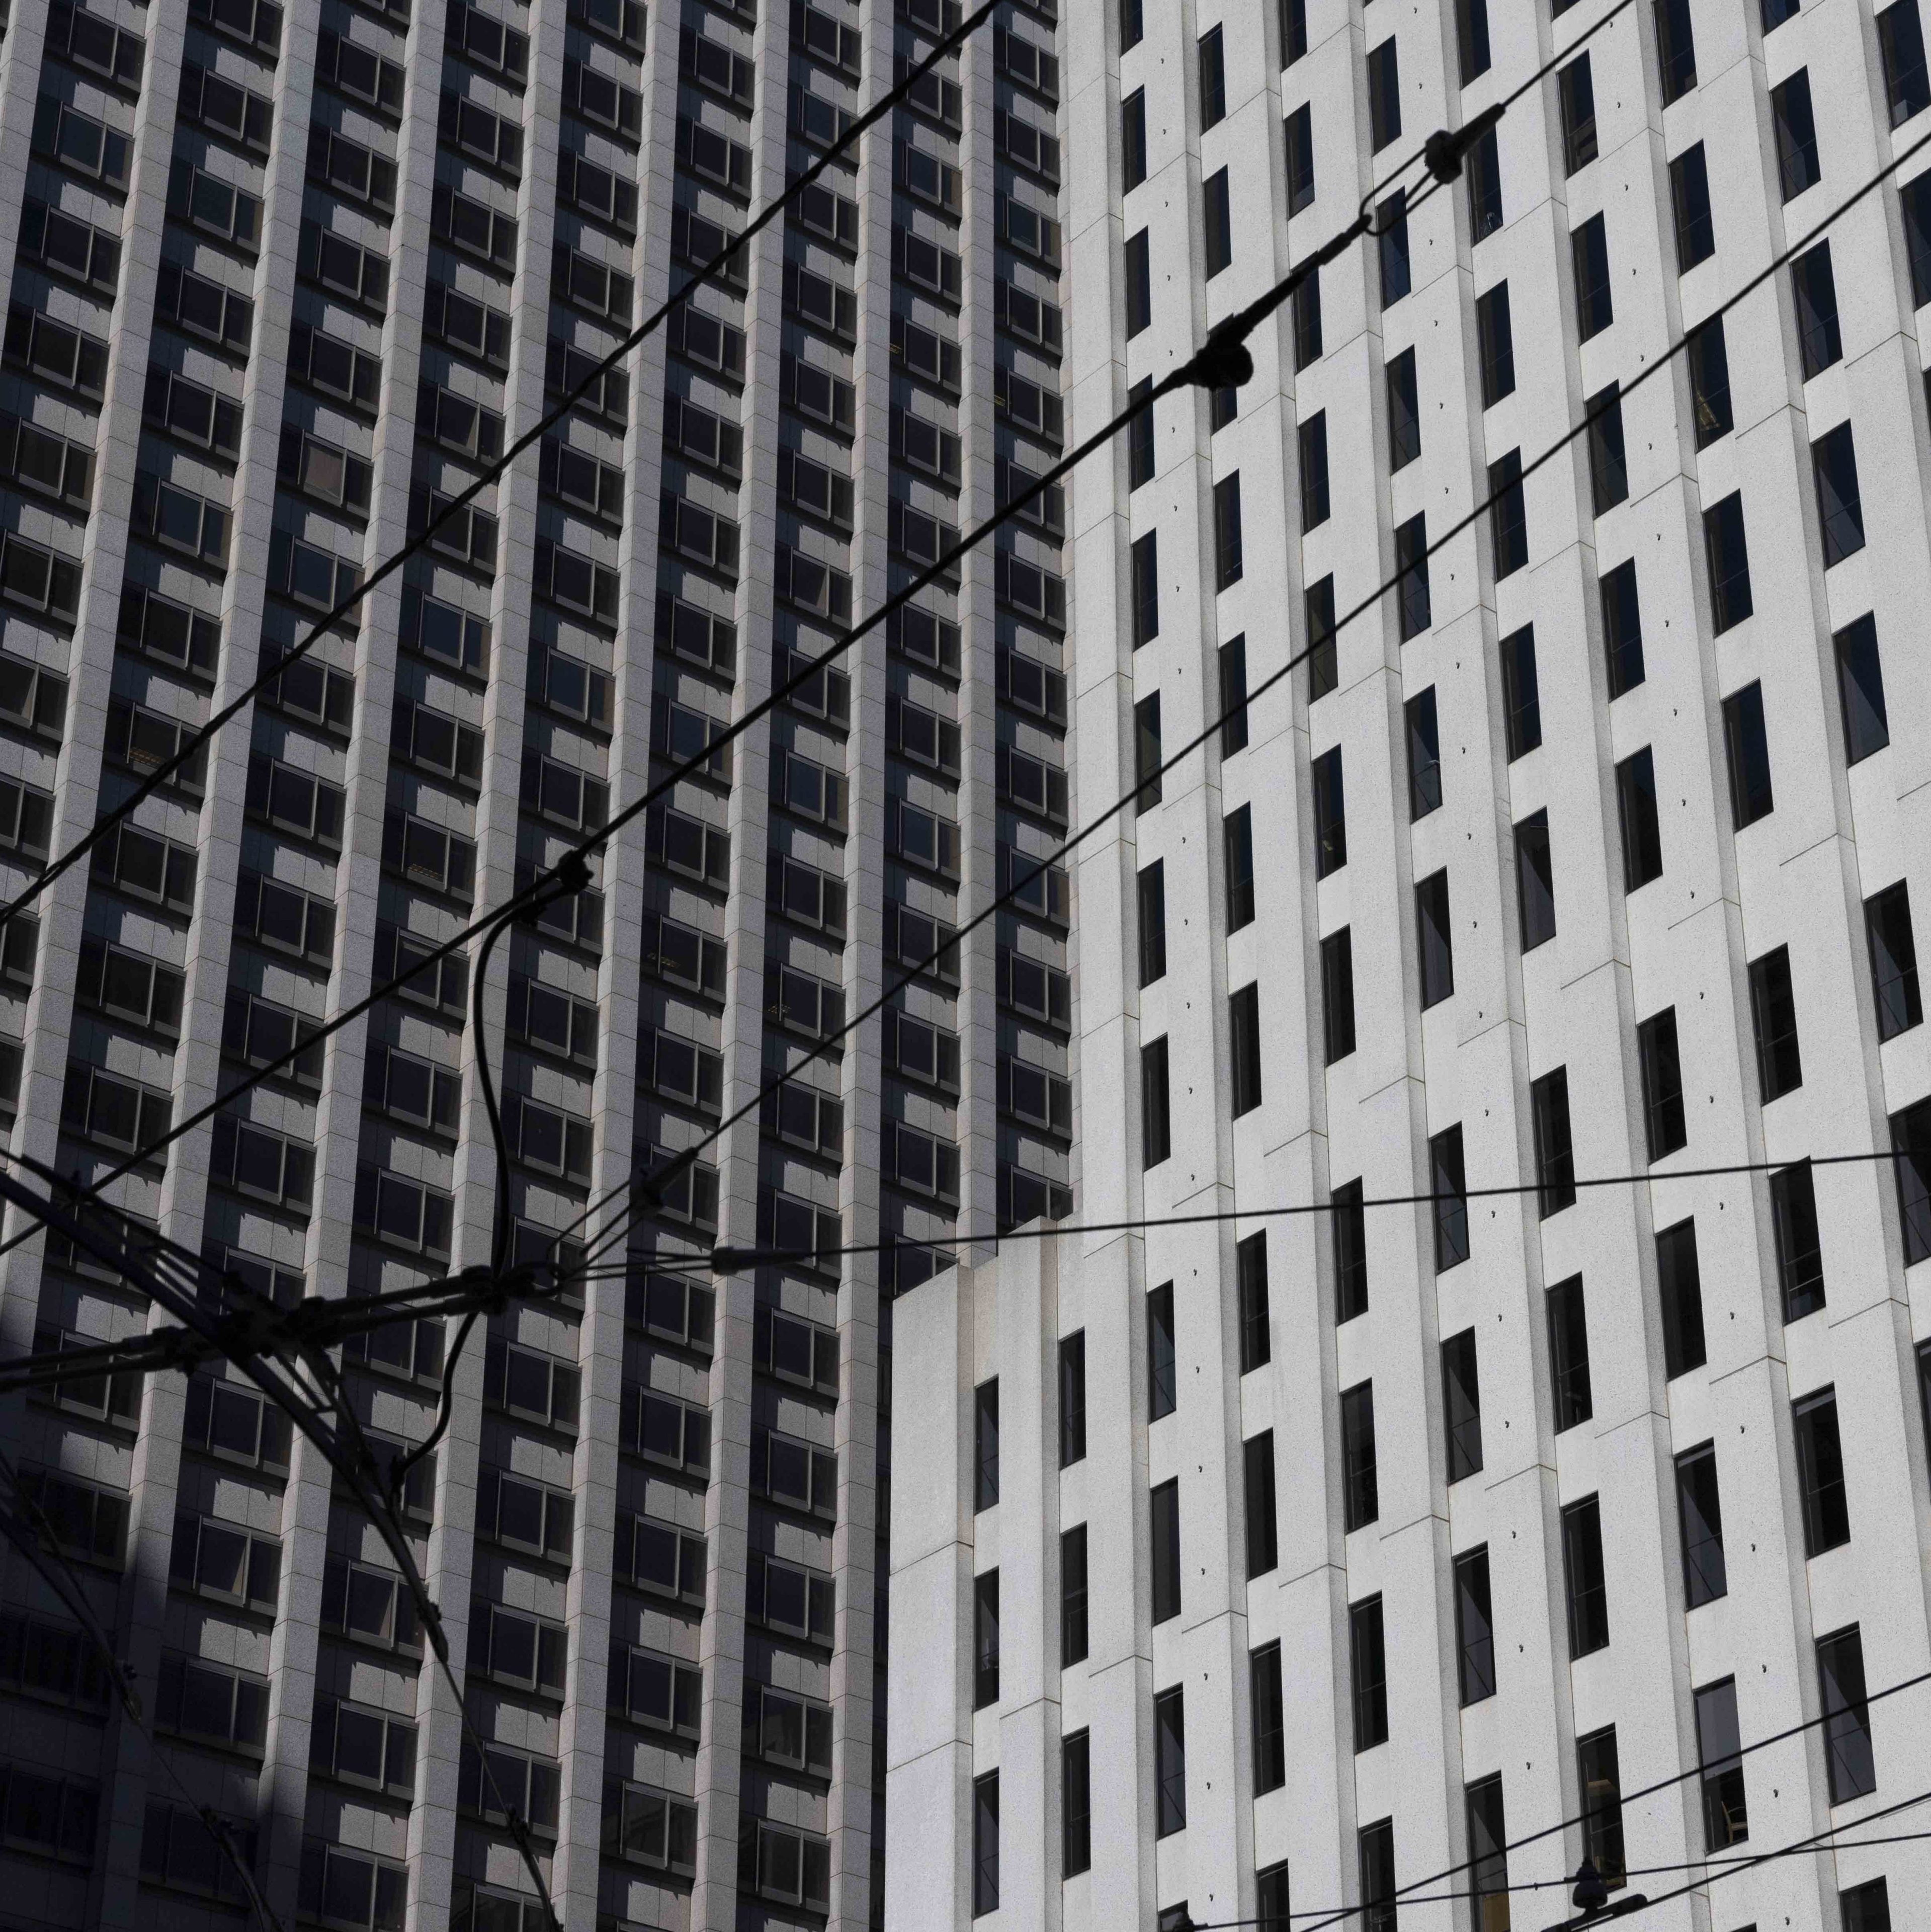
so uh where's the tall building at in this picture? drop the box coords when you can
[888,0,1931,1928]
[0,0,1074,1927]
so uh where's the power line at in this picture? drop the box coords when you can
[0,0,1003,946]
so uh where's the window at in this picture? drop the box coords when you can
[1532,1068,1575,1215]
[1200,24,1226,124]
[1300,412,1331,529]
[1749,946,1803,1101]
[1617,748,1664,891]
[1723,683,1774,828]
[1322,929,1357,1064]
[1123,88,1147,188]
[1813,423,1866,565]
[1417,870,1455,1009]
[1906,173,1931,305]
[1360,1822,1396,1932]
[1151,1478,1182,1622]
[1342,1382,1378,1529]
[1285,104,1315,212]
[1221,636,1250,756]
[1155,1685,1187,1836]
[1457,0,1492,80]
[1547,1275,1593,1431]
[1697,1678,1747,1847]
[974,1570,1000,1708]
[1652,1219,1708,1379]
[1774,71,1821,198]
[1282,0,1307,60]
[1842,1879,1893,1932]
[1866,882,1922,1039]
[1501,625,1541,757]
[1794,1387,1850,1554]
[1239,1234,1272,1372]
[1313,747,1347,876]
[973,1773,999,1915]
[1515,811,1557,955]
[1793,242,1843,377]
[1063,1732,1092,1874]
[1252,1643,1286,1792]
[1350,1596,1388,1748]
[1335,1180,1369,1321]
[1467,1778,1510,1930]
[1379,191,1411,305]
[1432,1124,1469,1270]
[1204,168,1232,275]
[1905,1096,1931,1264]
[1226,808,1256,931]
[1578,1728,1626,1886]
[1231,984,1263,1116]
[1139,860,1167,984]
[1245,1432,1278,1575]
[1122,0,1143,48]
[975,1379,999,1510]
[1307,576,1337,697]
[1562,1495,1610,1656]
[1455,1548,1495,1703]
[1560,54,1598,172]
[1584,386,1628,516]
[1657,0,1697,99]
[1294,269,1324,368]
[1396,514,1430,637]
[1368,39,1402,148]
[1664,1443,1730,1619]
[1215,473,1244,588]
[1062,1524,1089,1664]
[1125,229,1152,336]
[1882,0,1931,122]
[1489,450,1528,576]
[1834,614,1890,761]
[1148,1283,1177,1419]
[1670,143,1714,270]
[1132,532,1160,645]
[1143,1037,1172,1166]
[1477,283,1516,406]
[1468,127,1503,237]
[1689,318,1733,444]
[1387,350,1421,468]
[1638,1008,1687,1159]
[1060,1334,1087,1466]
[1442,1328,1483,1482]
[1572,215,1614,338]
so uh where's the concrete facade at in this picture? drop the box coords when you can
[0,1,1073,1928]
[888,0,1931,1927]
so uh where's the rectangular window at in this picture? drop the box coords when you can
[1199,24,1227,125]
[1417,870,1455,1009]
[1442,1328,1483,1482]
[1841,1879,1892,1932]
[1813,423,1866,566]
[1793,242,1843,377]
[1900,1097,1931,1264]
[1135,691,1163,810]
[1282,0,1308,60]
[1341,1382,1378,1530]
[1587,385,1628,514]
[1122,0,1143,48]
[1368,39,1402,149]
[1617,748,1664,891]
[1457,0,1492,80]
[1142,1037,1171,1167]
[1148,1283,1177,1419]
[1360,1822,1396,1932]
[1638,1007,1687,1159]
[1215,474,1244,589]
[1125,230,1152,337]
[1723,682,1775,828]
[1657,1219,1708,1378]
[1489,449,1528,577]
[1307,575,1337,698]
[1132,532,1160,645]
[1517,810,1557,954]
[1689,317,1733,444]
[1820,1627,1877,1802]
[1467,1777,1510,1929]
[1380,191,1411,305]
[1285,104,1316,213]
[1432,1124,1469,1270]
[1239,1233,1272,1372]
[1572,214,1613,339]
[1532,1066,1575,1217]
[1670,143,1715,270]
[1407,688,1442,819]
[1904,172,1931,304]
[1123,88,1147,188]
[1749,945,1804,1101]
[1478,283,1516,404]
[1063,1731,1092,1874]
[1501,624,1540,756]
[1866,882,1922,1039]
[1313,746,1348,875]
[1387,349,1421,468]
[1204,168,1232,275]
[1834,614,1890,762]
[1697,1677,1747,1848]
[975,1380,999,1509]
[1560,54,1598,172]
[1350,1596,1389,1749]
[973,1773,999,1915]
[1396,513,1430,637]
[1061,1524,1089,1664]
[1129,378,1155,488]
[1226,807,1256,932]
[1677,1442,1728,1607]
[1154,1685,1187,1836]
[974,1570,1000,1708]
[1547,1275,1593,1431]
[1060,1333,1087,1467]
[1335,1180,1369,1321]
[1322,927,1357,1065]
[1244,1431,1278,1576]
[1794,1387,1851,1554]
[1578,1728,1627,1886]
[1704,482,1754,633]
[1139,860,1167,986]
[1151,1478,1182,1623]
[1468,126,1503,238]
[1562,1495,1610,1656]
[1881,0,1931,123]
[1251,1643,1286,1792]
[1220,635,1249,756]
[1455,1547,1496,1704]
[1657,0,1698,99]
[1773,70,1822,198]
[1230,984,1263,1116]
[1300,412,1331,529]
[1601,559,1645,697]
[1294,269,1323,369]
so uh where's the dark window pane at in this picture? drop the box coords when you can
[1676,1442,1728,1607]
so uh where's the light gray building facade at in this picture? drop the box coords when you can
[888,0,1931,1927]
[0,0,1073,1927]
